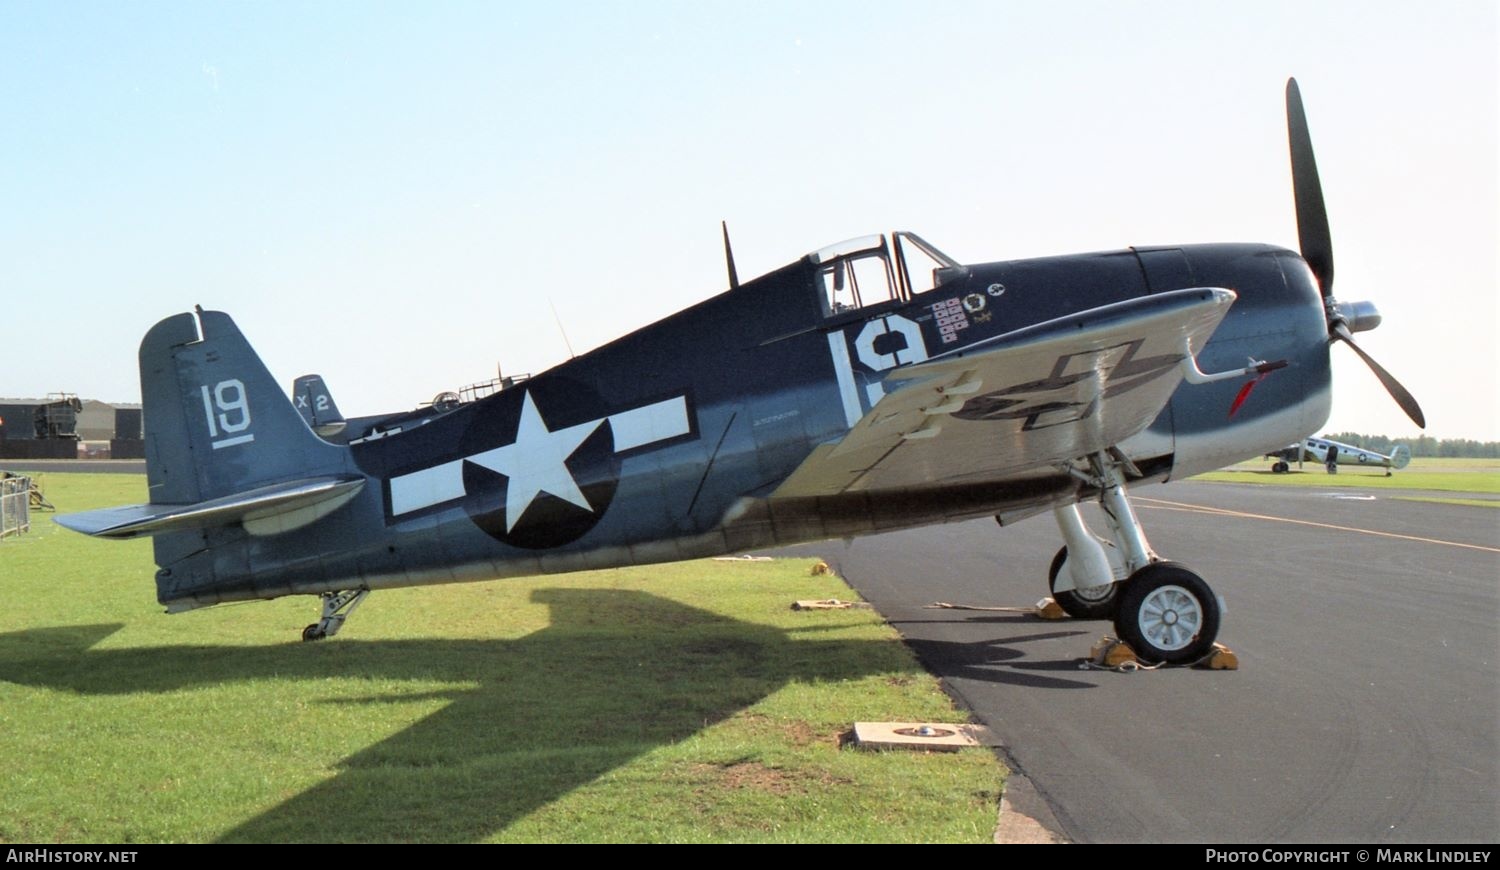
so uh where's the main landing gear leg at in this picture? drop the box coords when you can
[1050,452,1222,664]
[1047,452,1156,620]
[1048,503,1123,620]
[302,589,369,642]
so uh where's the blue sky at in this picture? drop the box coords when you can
[3,1,1495,439]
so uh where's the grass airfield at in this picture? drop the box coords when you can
[0,474,1002,843]
[1193,456,1500,502]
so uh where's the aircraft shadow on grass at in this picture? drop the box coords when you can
[0,587,990,843]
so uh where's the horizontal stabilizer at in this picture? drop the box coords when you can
[56,475,365,539]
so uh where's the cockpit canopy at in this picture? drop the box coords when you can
[809,231,967,317]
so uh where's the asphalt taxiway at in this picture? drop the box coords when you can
[777,480,1499,843]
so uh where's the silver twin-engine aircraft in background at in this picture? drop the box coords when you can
[61,80,1425,664]
[1267,436,1413,475]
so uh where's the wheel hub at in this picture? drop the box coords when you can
[1075,583,1113,604]
[1137,584,1202,651]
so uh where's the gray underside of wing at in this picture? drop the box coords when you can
[774,287,1236,498]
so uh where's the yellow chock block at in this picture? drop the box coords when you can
[1034,597,1070,620]
[1090,637,1141,667]
[1197,643,1239,670]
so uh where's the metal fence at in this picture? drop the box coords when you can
[0,475,31,540]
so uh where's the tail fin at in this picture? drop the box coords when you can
[292,373,348,437]
[59,310,362,544]
[139,309,349,504]
[56,310,366,609]
[1390,444,1411,470]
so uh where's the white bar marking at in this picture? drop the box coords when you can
[211,434,255,450]
[390,460,465,515]
[609,396,691,451]
[827,332,862,428]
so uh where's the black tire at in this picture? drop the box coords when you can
[302,624,325,642]
[1113,562,1220,664]
[1047,546,1120,620]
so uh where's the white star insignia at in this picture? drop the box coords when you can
[466,392,602,531]
[386,391,693,523]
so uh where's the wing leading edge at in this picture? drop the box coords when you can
[775,287,1238,497]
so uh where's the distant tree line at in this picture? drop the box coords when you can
[1323,433,1500,458]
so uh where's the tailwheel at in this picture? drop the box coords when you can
[1047,546,1119,620]
[1113,562,1220,665]
[299,589,369,642]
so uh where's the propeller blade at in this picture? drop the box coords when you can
[1332,323,1426,428]
[1287,78,1335,297]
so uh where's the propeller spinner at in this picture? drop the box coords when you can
[1286,78,1425,428]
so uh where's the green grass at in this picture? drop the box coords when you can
[1400,457,1500,470]
[0,474,1002,843]
[1192,457,1500,495]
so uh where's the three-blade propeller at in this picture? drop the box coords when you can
[1286,78,1425,429]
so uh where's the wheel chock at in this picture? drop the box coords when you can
[1084,638,1239,671]
[1034,597,1071,620]
[1089,637,1141,667]
[1195,643,1239,670]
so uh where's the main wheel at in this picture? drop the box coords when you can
[1113,562,1220,664]
[1047,546,1119,620]
[302,623,326,642]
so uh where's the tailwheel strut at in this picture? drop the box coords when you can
[302,589,370,642]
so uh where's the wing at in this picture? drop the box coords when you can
[775,287,1236,497]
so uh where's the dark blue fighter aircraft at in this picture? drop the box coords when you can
[62,80,1423,664]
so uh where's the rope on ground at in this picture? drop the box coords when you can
[926,602,1040,613]
[1079,658,1167,672]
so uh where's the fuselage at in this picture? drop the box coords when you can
[157,235,1331,610]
